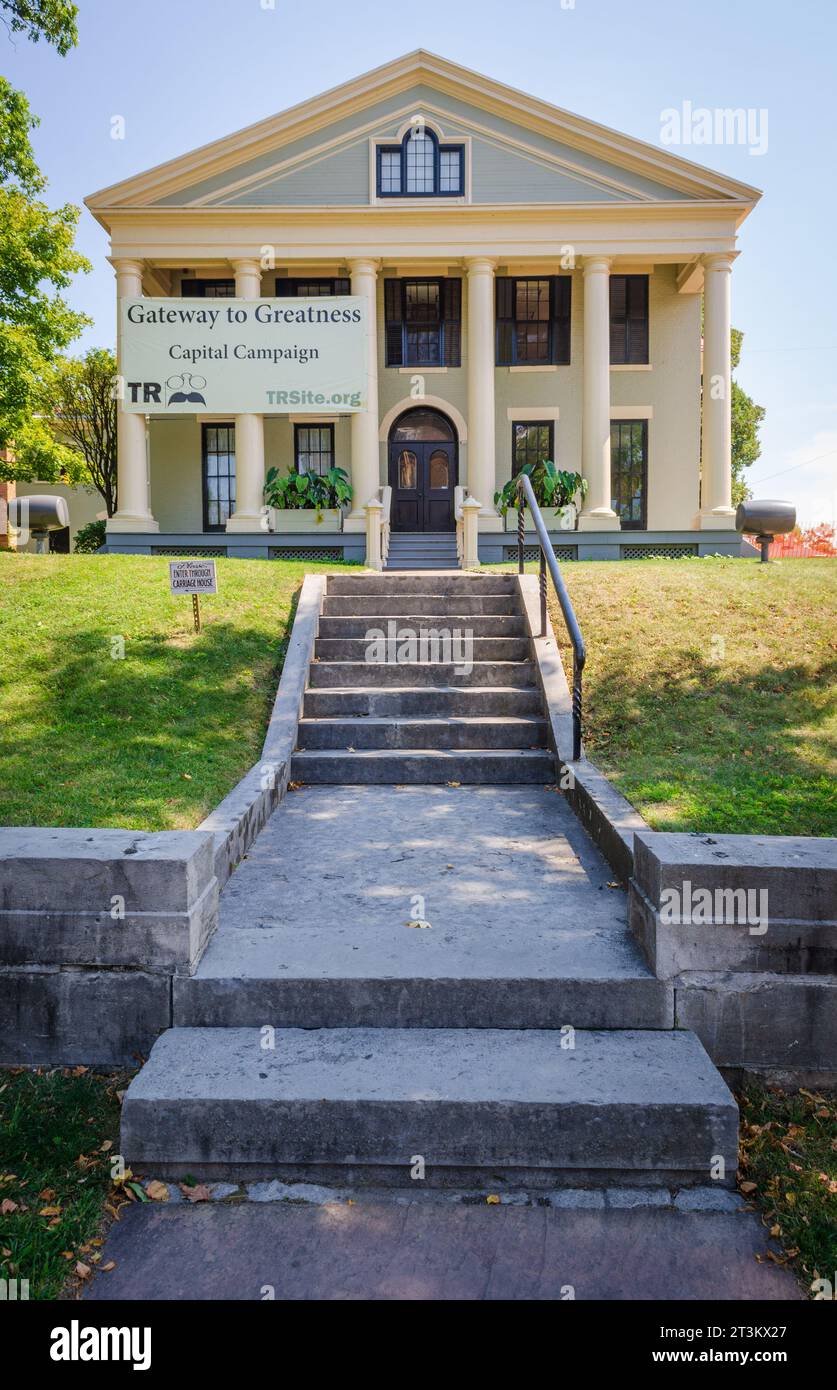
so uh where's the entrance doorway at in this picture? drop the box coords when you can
[388,408,457,532]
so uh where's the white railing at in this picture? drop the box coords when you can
[364,484,392,570]
[454,485,481,569]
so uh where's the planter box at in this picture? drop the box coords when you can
[504,505,577,534]
[268,508,343,533]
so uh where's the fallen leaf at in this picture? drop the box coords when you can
[1,1199,18,1215]
[60,1251,74,1261]
[769,1224,781,1237]
[38,1187,56,1200]
[405,919,432,929]
[102,1261,116,1272]
[486,1194,501,1205]
[145,1180,169,1202]
[75,1262,92,1280]
[39,1205,62,1217]
[739,1181,757,1194]
[180,1183,211,1203]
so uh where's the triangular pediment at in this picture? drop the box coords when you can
[86,51,761,217]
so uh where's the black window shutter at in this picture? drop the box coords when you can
[609,275,628,363]
[495,277,514,365]
[627,276,649,364]
[384,279,403,367]
[551,276,571,364]
[274,278,296,297]
[181,280,203,297]
[442,277,461,366]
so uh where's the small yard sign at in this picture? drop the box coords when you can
[169,559,217,631]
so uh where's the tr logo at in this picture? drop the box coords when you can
[125,374,207,405]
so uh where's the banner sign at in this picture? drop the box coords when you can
[120,297,367,414]
[169,559,217,595]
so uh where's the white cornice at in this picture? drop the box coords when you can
[85,50,762,219]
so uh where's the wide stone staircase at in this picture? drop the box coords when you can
[120,573,738,1193]
[292,573,554,784]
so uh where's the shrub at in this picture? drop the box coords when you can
[73,519,106,553]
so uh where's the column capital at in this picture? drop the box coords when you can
[702,252,735,272]
[347,257,381,277]
[464,256,496,276]
[582,255,612,276]
[229,256,263,276]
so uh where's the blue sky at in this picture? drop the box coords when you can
[5,0,836,524]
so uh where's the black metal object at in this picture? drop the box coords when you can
[516,474,586,761]
[735,499,796,564]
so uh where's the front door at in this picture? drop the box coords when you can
[388,409,457,532]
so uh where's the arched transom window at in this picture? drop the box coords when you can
[377,127,464,198]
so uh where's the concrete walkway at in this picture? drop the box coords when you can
[86,1193,802,1301]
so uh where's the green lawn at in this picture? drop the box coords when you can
[738,1081,837,1296]
[0,553,347,831]
[0,1066,126,1300]
[547,558,837,836]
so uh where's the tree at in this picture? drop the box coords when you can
[0,77,90,481]
[49,348,118,514]
[730,327,766,506]
[0,1,78,54]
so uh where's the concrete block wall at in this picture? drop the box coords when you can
[0,829,218,1066]
[629,832,837,1082]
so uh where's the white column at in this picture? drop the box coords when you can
[465,257,500,527]
[579,255,618,529]
[700,253,736,528]
[345,257,381,528]
[109,258,158,533]
[226,257,266,531]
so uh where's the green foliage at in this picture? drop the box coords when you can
[0,0,78,55]
[73,518,106,553]
[50,348,118,513]
[264,464,352,519]
[494,459,587,521]
[0,78,90,479]
[730,327,766,505]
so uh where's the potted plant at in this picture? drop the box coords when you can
[263,464,352,532]
[494,460,587,532]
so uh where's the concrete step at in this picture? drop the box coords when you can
[385,561,461,571]
[120,1027,738,1185]
[308,661,537,689]
[314,637,531,663]
[296,715,548,751]
[290,748,554,783]
[302,686,545,718]
[328,575,515,596]
[318,614,527,638]
[323,595,519,617]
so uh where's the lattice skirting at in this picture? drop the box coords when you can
[503,545,577,563]
[269,546,342,561]
[620,543,699,560]
[156,546,228,557]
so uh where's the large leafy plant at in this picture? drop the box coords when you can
[264,465,352,522]
[494,459,587,525]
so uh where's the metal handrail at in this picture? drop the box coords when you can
[516,473,586,760]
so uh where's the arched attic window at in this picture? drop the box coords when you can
[377,127,464,198]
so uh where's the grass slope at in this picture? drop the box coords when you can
[0,553,342,831]
[549,558,836,835]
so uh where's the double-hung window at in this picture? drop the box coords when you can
[275,277,350,297]
[611,419,648,528]
[384,278,462,367]
[377,129,464,198]
[512,421,555,476]
[294,424,334,477]
[495,276,572,366]
[202,424,236,530]
[609,275,649,364]
[182,279,236,298]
